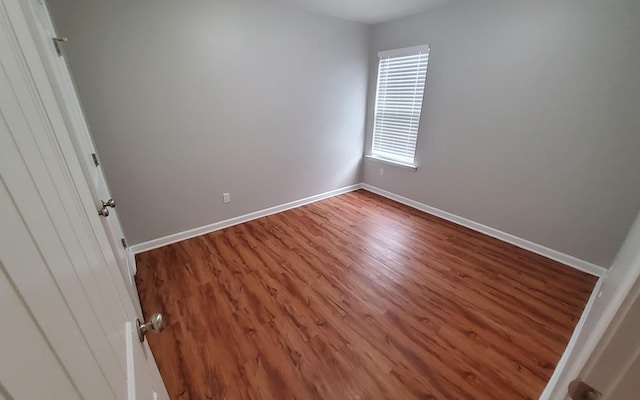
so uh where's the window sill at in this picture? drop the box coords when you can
[365,155,418,171]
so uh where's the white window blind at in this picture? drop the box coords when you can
[372,45,430,165]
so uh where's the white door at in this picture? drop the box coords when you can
[0,1,168,398]
[18,0,142,318]
[571,278,640,399]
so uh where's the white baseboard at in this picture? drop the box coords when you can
[360,184,607,277]
[130,184,363,255]
[131,181,606,278]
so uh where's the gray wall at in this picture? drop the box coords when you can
[50,0,640,266]
[48,0,369,244]
[363,0,640,267]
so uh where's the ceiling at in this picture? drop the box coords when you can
[268,0,458,24]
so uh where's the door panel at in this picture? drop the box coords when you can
[607,356,639,399]
[0,176,118,399]
[0,11,126,382]
[0,262,81,400]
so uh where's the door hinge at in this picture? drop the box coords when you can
[91,153,99,166]
[52,37,68,57]
[121,238,128,248]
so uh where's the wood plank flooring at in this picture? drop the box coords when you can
[135,190,597,400]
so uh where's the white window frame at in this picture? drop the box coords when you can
[369,44,430,169]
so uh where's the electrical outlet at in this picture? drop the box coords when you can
[223,192,231,203]
[379,168,384,176]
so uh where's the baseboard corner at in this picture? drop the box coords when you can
[360,183,606,278]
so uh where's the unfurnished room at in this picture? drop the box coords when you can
[1,0,639,399]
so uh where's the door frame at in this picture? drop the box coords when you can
[15,0,143,317]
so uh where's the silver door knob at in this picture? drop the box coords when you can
[98,199,116,217]
[136,313,165,342]
[102,198,116,208]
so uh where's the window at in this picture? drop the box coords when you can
[371,45,430,167]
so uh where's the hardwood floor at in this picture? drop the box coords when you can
[135,190,597,400]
